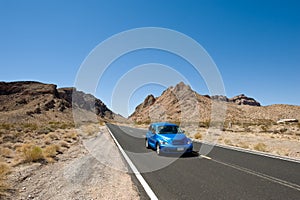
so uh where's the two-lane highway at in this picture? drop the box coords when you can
[107,124,300,200]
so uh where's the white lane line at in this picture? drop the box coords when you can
[211,158,300,192]
[198,141,300,164]
[200,155,212,160]
[106,125,158,200]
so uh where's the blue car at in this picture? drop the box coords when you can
[145,122,193,155]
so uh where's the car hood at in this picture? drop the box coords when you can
[157,133,187,141]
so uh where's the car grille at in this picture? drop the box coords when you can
[172,139,186,145]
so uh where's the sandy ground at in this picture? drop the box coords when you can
[203,129,300,158]
[7,126,140,200]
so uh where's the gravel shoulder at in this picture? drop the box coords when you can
[8,126,140,200]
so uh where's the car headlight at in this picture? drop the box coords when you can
[160,141,168,145]
[187,139,192,144]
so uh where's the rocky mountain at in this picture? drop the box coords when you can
[0,81,123,124]
[210,94,261,106]
[129,82,300,124]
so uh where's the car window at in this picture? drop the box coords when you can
[158,125,179,134]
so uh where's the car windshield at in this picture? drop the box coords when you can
[157,125,182,134]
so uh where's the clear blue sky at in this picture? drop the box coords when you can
[0,0,299,117]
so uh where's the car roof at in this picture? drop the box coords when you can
[151,122,178,127]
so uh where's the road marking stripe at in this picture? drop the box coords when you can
[200,155,212,160]
[198,141,300,164]
[106,125,158,200]
[211,159,300,192]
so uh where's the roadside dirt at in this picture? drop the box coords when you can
[7,126,140,200]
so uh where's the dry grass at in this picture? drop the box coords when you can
[254,143,267,152]
[59,141,69,149]
[23,123,38,131]
[260,125,269,132]
[43,145,59,158]
[65,132,78,140]
[0,162,10,196]
[224,139,232,146]
[80,124,99,136]
[0,147,14,158]
[237,142,249,149]
[43,144,60,163]
[99,121,105,126]
[46,132,59,140]
[19,144,44,163]
[194,132,202,140]
[0,118,85,197]
[48,121,75,130]
[44,138,52,145]
[0,124,12,130]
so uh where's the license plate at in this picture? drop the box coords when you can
[177,147,184,151]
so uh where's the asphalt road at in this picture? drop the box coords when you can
[106,123,300,200]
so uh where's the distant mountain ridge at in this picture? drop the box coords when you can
[210,94,261,106]
[0,81,123,124]
[129,82,300,124]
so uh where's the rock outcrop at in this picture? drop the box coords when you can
[210,94,261,106]
[58,88,113,118]
[0,81,118,124]
[229,94,261,106]
[0,81,58,96]
[211,95,229,102]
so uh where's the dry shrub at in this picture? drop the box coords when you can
[23,123,38,131]
[198,121,210,128]
[46,132,59,140]
[65,132,78,140]
[19,144,44,163]
[194,132,202,140]
[1,132,18,143]
[0,162,10,196]
[0,124,12,130]
[37,127,52,135]
[99,121,105,126]
[260,125,269,132]
[238,142,249,149]
[43,145,60,163]
[0,148,14,158]
[43,145,59,158]
[48,121,75,130]
[12,142,23,150]
[59,141,69,149]
[224,139,232,145]
[254,143,267,152]
[0,162,10,178]
[44,138,51,145]
[81,124,99,136]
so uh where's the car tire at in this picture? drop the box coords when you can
[145,138,150,149]
[156,143,161,156]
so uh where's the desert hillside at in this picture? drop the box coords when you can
[0,81,126,125]
[0,81,136,199]
[129,82,300,125]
